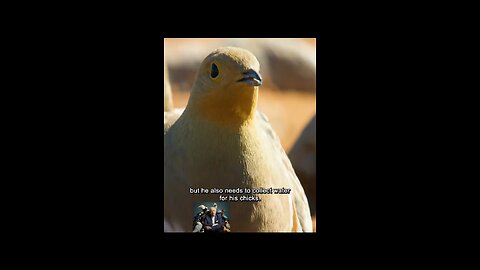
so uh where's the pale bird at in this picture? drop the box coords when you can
[164,47,312,232]
[164,59,184,132]
[164,59,174,112]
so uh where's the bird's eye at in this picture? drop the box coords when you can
[210,63,219,78]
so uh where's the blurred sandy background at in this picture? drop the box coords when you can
[165,38,317,231]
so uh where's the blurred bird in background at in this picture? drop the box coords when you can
[164,57,184,133]
[164,58,173,112]
[289,114,317,218]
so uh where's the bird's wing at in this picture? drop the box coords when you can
[164,112,197,232]
[256,111,313,232]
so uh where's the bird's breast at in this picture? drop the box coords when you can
[165,118,275,188]
[164,116,295,231]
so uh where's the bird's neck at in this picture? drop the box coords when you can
[186,86,258,127]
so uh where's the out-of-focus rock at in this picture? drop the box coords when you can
[164,59,173,112]
[164,108,184,134]
[289,114,316,213]
[165,38,316,92]
[227,38,316,92]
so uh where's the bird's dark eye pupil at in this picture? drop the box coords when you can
[211,63,219,78]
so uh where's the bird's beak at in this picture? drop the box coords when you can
[238,69,262,86]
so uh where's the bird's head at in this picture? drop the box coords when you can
[187,47,262,126]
